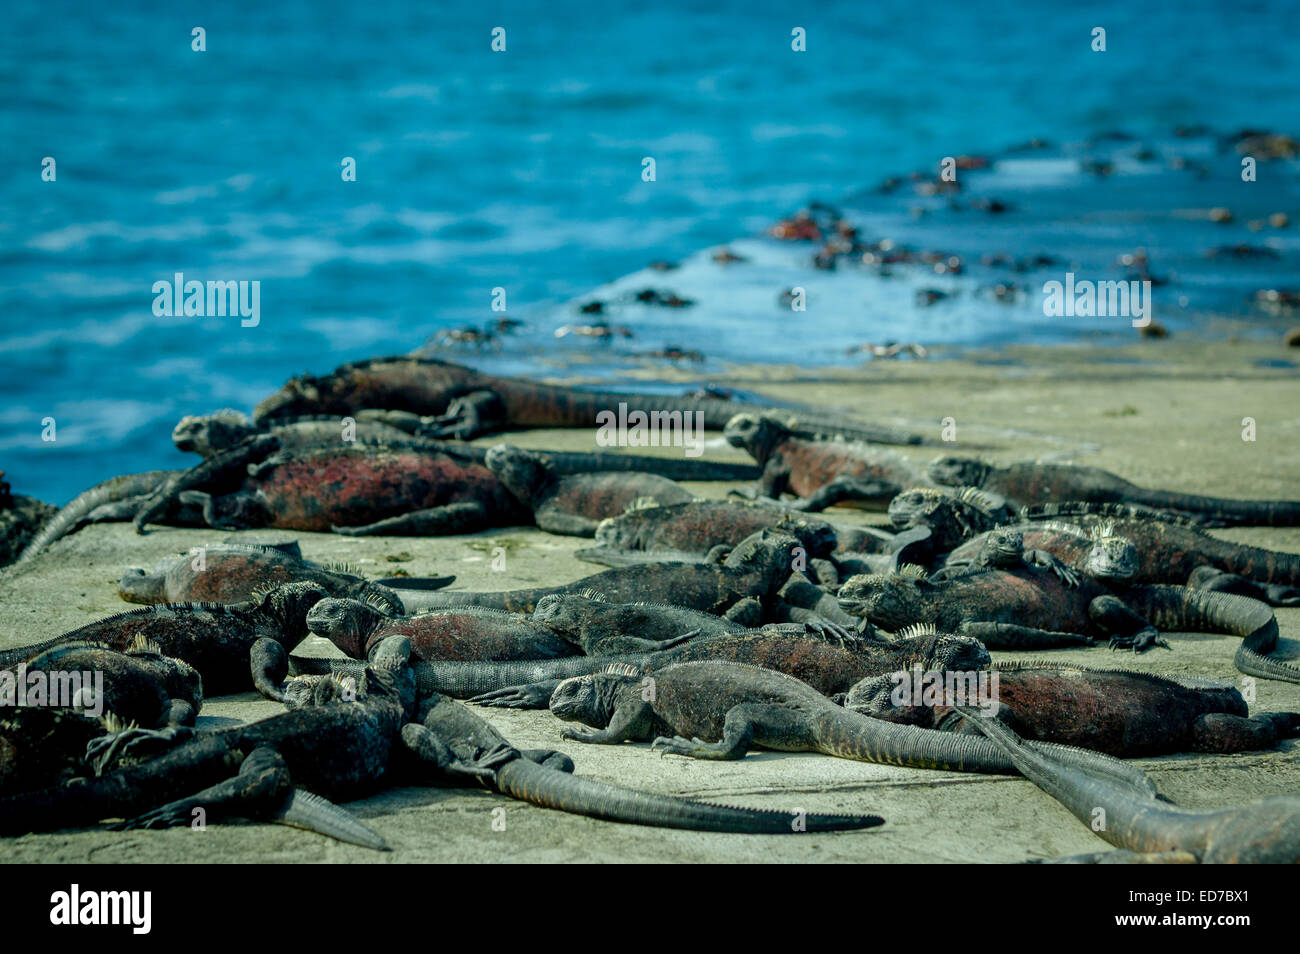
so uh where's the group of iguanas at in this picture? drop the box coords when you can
[4,355,1300,862]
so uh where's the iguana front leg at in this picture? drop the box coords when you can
[560,700,654,745]
[469,679,565,709]
[251,637,291,703]
[423,389,507,439]
[1023,548,1080,587]
[1089,595,1170,653]
[650,704,762,760]
[788,476,896,512]
[957,621,1094,649]
[731,458,790,502]
[333,501,490,536]
[114,745,291,830]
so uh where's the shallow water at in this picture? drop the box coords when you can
[3,0,1298,502]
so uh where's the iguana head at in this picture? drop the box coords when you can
[172,410,258,456]
[928,455,993,488]
[723,412,789,462]
[484,444,552,503]
[977,527,1025,569]
[530,593,601,642]
[117,566,165,604]
[549,667,640,727]
[126,638,204,713]
[888,486,1001,551]
[306,596,389,659]
[892,624,991,672]
[837,572,932,630]
[254,582,329,647]
[841,673,932,724]
[723,529,801,590]
[1083,525,1139,582]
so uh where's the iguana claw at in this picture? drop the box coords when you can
[1108,628,1171,653]
[650,735,698,758]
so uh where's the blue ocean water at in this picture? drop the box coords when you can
[2,0,1299,503]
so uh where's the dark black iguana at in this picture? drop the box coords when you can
[928,455,1300,527]
[484,444,693,537]
[954,704,1300,863]
[0,582,327,699]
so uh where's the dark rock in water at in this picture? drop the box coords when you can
[0,478,56,567]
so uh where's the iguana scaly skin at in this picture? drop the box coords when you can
[406,692,882,834]
[251,355,918,444]
[413,528,802,616]
[0,707,108,797]
[306,598,578,662]
[551,661,1151,791]
[847,660,1300,757]
[0,582,327,698]
[297,621,990,708]
[1013,503,1300,605]
[174,409,762,481]
[929,455,1300,527]
[955,705,1300,863]
[577,499,838,567]
[484,444,694,537]
[16,470,177,562]
[136,440,531,536]
[6,640,203,729]
[118,540,424,614]
[726,413,933,511]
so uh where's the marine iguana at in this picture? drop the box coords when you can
[1,638,882,842]
[483,444,694,536]
[298,619,990,709]
[134,439,532,536]
[576,499,838,567]
[928,455,1300,527]
[846,660,1300,757]
[305,598,582,663]
[174,409,762,482]
[840,535,1299,681]
[251,355,920,445]
[16,470,177,563]
[725,412,934,511]
[412,528,803,617]
[5,638,203,729]
[1013,503,1300,606]
[116,539,436,615]
[550,660,1152,789]
[0,582,327,698]
[0,707,109,797]
[954,704,1300,863]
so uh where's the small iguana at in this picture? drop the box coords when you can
[0,582,327,698]
[955,705,1300,863]
[484,444,694,537]
[929,455,1300,527]
[725,412,933,511]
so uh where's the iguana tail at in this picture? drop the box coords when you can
[1125,489,1300,527]
[1123,585,1299,683]
[17,470,177,563]
[492,756,882,833]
